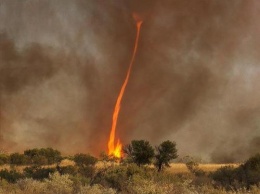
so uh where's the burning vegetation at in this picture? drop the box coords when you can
[0,0,259,165]
[108,14,143,158]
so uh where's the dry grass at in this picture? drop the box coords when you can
[0,160,240,175]
[95,162,241,174]
[0,164,25,172]
[198,163,240,172]
[167,163,189,174]
[59,159,75,166]
[167,163,240,174]
[0,159,75,172]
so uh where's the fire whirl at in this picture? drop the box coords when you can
[108,16,143,158]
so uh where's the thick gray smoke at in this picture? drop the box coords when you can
[0,0,259,162]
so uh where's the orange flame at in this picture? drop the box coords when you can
[108,16,143,158]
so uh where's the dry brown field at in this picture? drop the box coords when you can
[167,163,240,174]
[0,160,240,174]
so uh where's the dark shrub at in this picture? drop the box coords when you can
[9,153,27,165]
[237,153,260,188]
[126,163,145,177]
[244,154,260,171]
[58,165,78,176]
[0,169,24,183]
[24,148,62,165]
[39,148,62,164]
[74,153,97,167]
[212,154,260,190]
[93,164,149,192]
[211,166,237,189]
[192,176,212,187]
[32,155,48,165]
[0,154,9,165]
[24,166,56,180]
[102,165,128,191]
[78,166,96,178]
[24,148,40,158]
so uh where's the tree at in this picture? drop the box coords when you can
[123,140,154,166]
[154,140,178,172]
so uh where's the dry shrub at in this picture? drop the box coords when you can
[126,174,174,194]
[45,172,73,194]
[78,184,116,194]
[16,178,46,194]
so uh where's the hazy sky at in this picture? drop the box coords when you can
[0,0,259,162]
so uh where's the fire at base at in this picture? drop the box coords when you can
[107,15,143,158]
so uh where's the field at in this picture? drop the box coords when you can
[0,161,239,173]
[0,150,259,194]
[168,163,240,174]
[0,161,258,194]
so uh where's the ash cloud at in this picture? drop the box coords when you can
[0,0,259,161]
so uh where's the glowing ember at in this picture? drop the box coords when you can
[108,15,143,158]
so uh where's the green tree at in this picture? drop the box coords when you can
[123,140,154,166]
[154,140,178,172]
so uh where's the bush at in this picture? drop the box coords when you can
[58,165,78,176]
[102,165,128,191]
[237,153,260,188]
[16,178,47,193]
[184,156,206,177]
[93,164,151,192]
[74,153,98,167]
[78,184,116,194]
[23,166,56,180]
[32,155,48,166]
[126,163,146,177]
[9,153,27,165]
[0,169,24,183]
[211,166,237,188]
[78,166,96,179]
[0,154,9,165]
[127,174,174,194]
[211,154,260,190]
[24,148,62,165]
[45,172,73,194]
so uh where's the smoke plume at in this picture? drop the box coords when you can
[0,0,259,162]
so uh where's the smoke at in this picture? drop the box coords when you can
[0,0,259,161]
